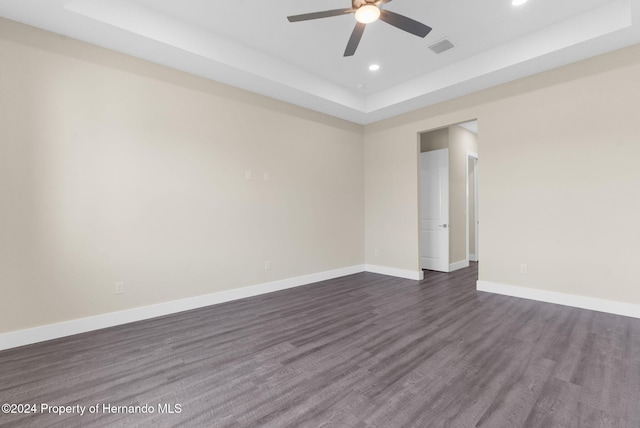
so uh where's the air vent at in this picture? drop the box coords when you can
[429,38,455,54]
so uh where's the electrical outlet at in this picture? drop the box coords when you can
[264,261,271,271]
[520,264,528,274]
[114,281,124,295]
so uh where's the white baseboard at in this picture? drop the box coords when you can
[365,264,424,280]
[477,280,640,319]
[0,265,366,351]
[469,254,478,262]
[449,260,470,272]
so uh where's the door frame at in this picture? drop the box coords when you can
[417,122,479,274]
[466,151,479,262]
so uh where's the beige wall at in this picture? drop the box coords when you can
[420,127,449,152]
[3,17,640,335]
[0,19,364,333]
[365,42,640,304]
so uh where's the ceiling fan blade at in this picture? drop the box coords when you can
[379,9,432,38]
[287,8,353,22]
[380,0,393,3]
[344,22,366,57]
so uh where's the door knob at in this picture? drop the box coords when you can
[439,224,448,228]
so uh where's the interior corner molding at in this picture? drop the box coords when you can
[365,264,424,281]
[476,280,640,319]
[0,264,367,351]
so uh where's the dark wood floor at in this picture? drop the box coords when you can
[1,263,640,427]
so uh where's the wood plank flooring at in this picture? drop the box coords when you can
[2,263,640,427]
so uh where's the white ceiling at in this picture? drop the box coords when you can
[458,121,478,135]
[1,0,639,124]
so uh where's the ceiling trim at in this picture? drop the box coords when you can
[1,0,639,124]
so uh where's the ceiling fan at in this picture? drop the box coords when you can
[287,0,432,57]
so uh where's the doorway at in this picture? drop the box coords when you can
[418,120,478,273]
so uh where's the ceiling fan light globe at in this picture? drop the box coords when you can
[355,5,380,24]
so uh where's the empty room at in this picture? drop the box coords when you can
[1,0,640,426]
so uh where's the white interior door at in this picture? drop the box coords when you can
[420,149,449,272]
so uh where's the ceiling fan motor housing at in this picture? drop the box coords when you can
[353,0,380,9]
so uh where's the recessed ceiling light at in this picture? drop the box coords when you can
[369,64,380,71]
[512,0,527,6]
